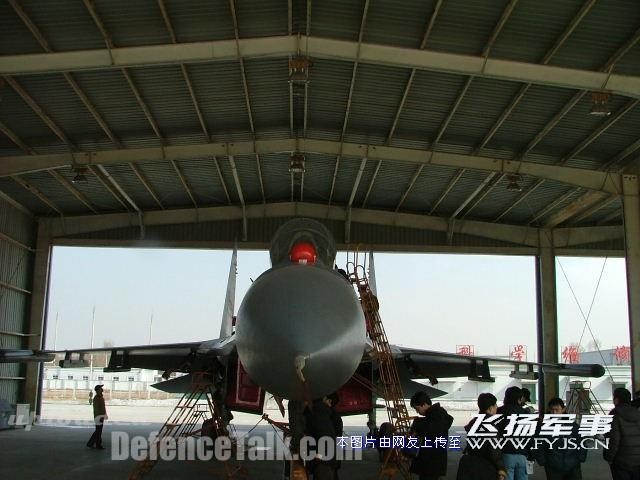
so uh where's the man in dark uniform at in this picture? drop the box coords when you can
[410,390,454,480]
[86,384,107,450]
[306,392,343,480]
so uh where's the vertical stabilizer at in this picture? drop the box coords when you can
[368,251,378,296]
[219,243,238,338]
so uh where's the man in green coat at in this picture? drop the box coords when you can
[86,384,107,450]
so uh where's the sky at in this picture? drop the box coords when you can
[44,247,631,361]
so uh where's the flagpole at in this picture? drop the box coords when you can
[148,312,153,345]
[90,305,95,381]
[53,312,59,351]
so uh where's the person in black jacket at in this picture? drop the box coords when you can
[604,388,640,479]
[458,393,507,480]
[496,386,529,480]
[535,398,586,480]
[409,390,454,480]
[305,392,343,480]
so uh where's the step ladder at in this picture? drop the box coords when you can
[347,253,412,480]
[128,372,244,479]
[566,380,607,418]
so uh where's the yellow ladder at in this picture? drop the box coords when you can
[128,372,244,479]
[347,253,412,480]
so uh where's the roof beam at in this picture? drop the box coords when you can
[41,201,622,250]
[568,193,618,225]
[436,22,639,221]
[303,0,311,136]
[385,0,442,143]
[227,155,247,240]
[11,175,62,215]
[0,120,36,155]
[129,163,164,209]
[4,77,74,147]
[0,139,624,194]
[474,0,596,154]
[394,165,423,212]
[509,98,638,225]
[213,156,232,205]
[87,166,131,211]
[0,189,33,217]
[328,0,370,206]
[3,35,640,99]
[9,0,126,217]
[431,0,517,217]
[229,0,265,204]
[83,0,181,212]
[544,190,609,228]
[48,170,98,213]
[157,0,210,141]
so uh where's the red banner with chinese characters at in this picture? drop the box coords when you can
[614,346,631,365]
[456,344,475,356]
[561,345,580,364]
[509,344,527,361]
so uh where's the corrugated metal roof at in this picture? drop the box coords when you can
[0,1,51,55]
[0,0,636,248]
[490,0,585,63]
[311,1,367,41]
[185,62,252,135]
[92,0,172,47]
[548,0,640,71]
[363,0,436,48]
[18,0,107,51]
[393,70,469,145]
[136,161,194,208]
[176,157,230,206]
[235,0,288,38]
[161,0,235,43]
[306,58,357,132]
[442,78,525,149]
[426,0,512,56]
[346,64,415,140]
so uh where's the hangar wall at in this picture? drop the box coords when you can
[0,196,35,404]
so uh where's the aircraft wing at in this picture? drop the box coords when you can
[0,349,55,362]
[40,336,235,372]
[393,346,605,383]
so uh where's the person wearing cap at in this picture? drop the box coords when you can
[86,384,107,449]
[604,387,640,479]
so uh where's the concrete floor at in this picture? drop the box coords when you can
[0,404,614,480]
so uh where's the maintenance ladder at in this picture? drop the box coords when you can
[347,255,413,480]
[128,372,244,479]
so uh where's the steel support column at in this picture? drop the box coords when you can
[622,175,640,391]
[23,221,52,417]
[537,229,559,409]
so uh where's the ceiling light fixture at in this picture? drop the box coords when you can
[506,174,522,192]
[589,91,611,117]
[288,56,312,85]
[72,166,88,183]
[289,153,306,174]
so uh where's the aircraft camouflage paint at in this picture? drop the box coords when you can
[1,218,605,414]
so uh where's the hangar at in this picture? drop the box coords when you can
[0,0,639,437]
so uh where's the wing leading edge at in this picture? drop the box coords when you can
[394,346,605,384]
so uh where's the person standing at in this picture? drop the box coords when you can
[604,388,640,480]
[535,398,586,480]
[497,386,529,480]
[305,392,342,480]
[409,390,454,480]
[86,384,107,450]
[458,393,507,480]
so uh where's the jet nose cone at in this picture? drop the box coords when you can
[235,265,366,400]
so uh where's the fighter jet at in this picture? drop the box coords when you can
[1,218,605,416]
